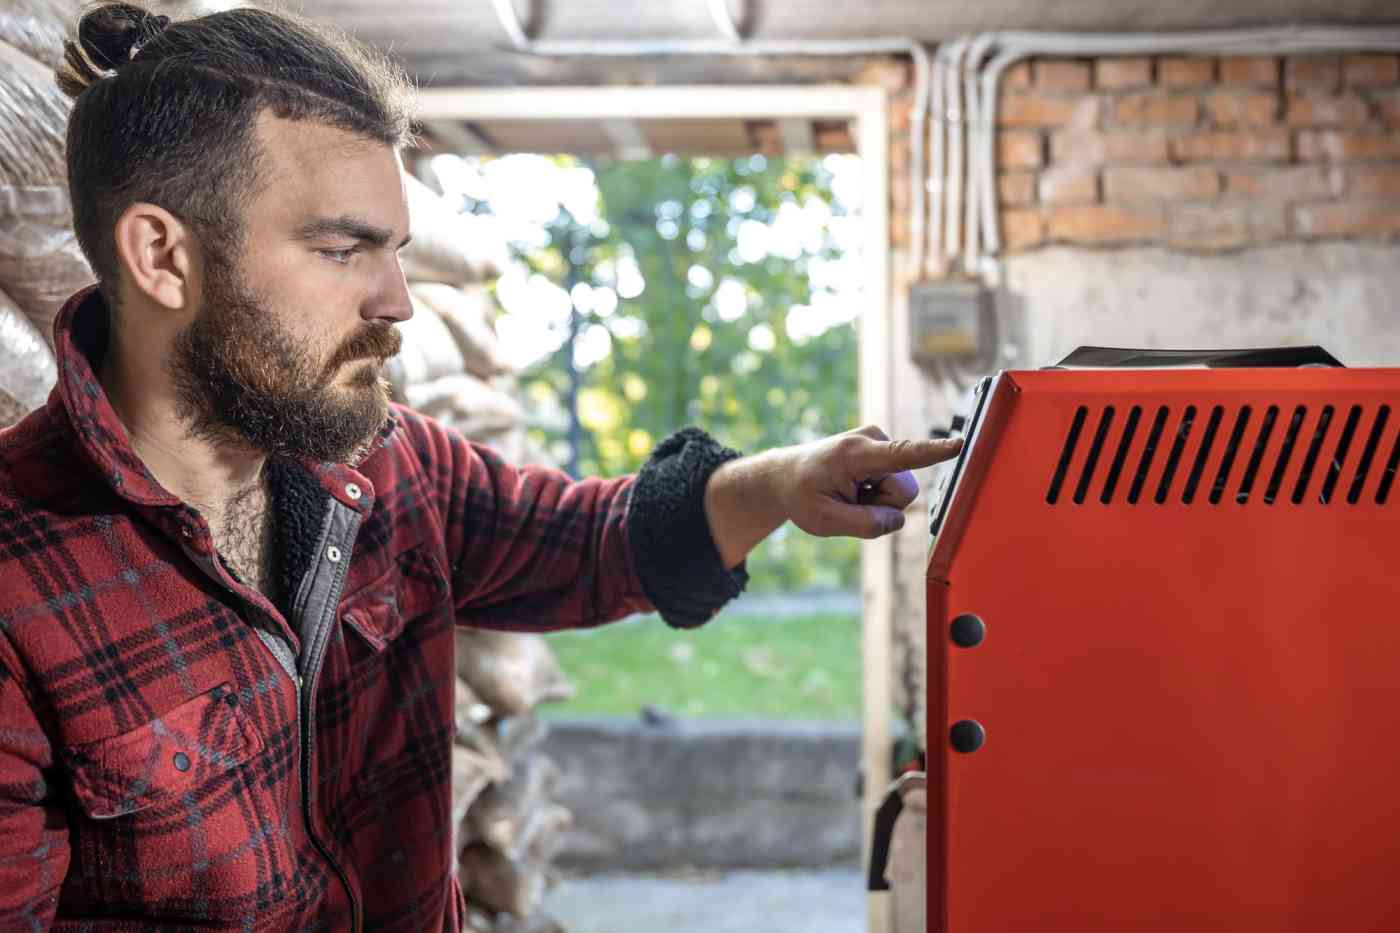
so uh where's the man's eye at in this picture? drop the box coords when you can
[319,247,358,264]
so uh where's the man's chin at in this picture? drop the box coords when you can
[214,390,391,465]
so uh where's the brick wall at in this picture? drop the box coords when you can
[994,53,1400,252]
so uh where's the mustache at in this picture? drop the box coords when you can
[325,323,402,373]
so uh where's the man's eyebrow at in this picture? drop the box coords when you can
[294,216,412,250]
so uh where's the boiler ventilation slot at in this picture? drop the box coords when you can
[1046,403,1397,506]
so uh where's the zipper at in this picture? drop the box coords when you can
[293,506,363,933]
[178,503,364,929]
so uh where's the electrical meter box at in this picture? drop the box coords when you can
[909,281,987,363]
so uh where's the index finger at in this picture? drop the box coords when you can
[857,437,963,473]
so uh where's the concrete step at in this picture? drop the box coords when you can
[544,867,864,933]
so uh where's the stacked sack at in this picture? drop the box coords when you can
[0,0,94,427]
[454,635,576,933]
[385,176,529,461]
[0,0,245,426]
[392,171,579,933]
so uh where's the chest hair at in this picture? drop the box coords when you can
[207,475,281,606]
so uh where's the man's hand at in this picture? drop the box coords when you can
[703,425,964,569]
[777,425,963,538]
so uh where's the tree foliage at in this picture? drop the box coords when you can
[504,153,862,592]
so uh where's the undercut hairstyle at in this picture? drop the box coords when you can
[57,2,415,301]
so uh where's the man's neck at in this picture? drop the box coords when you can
[97,333,267,519]
[100,346,283,604]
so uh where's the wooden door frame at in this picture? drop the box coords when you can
[415,84,895,932]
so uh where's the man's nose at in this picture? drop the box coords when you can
[364,256,414,325]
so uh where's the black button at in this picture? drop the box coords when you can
[950,719,986,754]
[172,752,191,772]
[950,614,986,648]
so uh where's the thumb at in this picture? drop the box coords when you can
[810,500,907,540]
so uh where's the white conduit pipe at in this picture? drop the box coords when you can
[931,37,970,267]
[521,37,932,277]
[961,32,1005,272]
[941,26,1400,272]
[706,0,743,41]
[947,38,973,265]
[927,46,948,261]
[488,0,531,51]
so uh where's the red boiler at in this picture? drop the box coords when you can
[922,349,1400,931]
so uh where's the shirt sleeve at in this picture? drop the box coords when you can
[625,426,750,628]
[398,411,746,631]
[0,644,69,930]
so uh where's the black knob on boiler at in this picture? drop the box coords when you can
[950,719,985,754]
[950,614,985,648]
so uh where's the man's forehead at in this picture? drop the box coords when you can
[250,113,409,234]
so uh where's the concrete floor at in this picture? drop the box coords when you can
[543,867,864,933]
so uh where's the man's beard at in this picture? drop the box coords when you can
[169,253,402,464]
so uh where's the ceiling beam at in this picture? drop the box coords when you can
[421,120,495,155]
[778,118,816,156]
[415,84,876,120]
[601,119,654,160]
[303,0,1400,59]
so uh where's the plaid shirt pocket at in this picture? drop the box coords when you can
[341,588,407,655]
[340,543,449,661]
[61,683,297,923]
[67,683,263,819]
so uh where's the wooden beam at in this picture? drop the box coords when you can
[856,86,894,933]
[601,119,653,160]
[778,118,816,156]
[814,119,856,153]
[415,84,877,121]
[421,120,494,155]
[286,0,1400,56]
[403,53,885,89]
[479,119,614,154]
[642,118,753,156]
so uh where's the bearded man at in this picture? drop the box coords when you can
[0,4,961,930]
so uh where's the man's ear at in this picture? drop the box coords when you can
[112,203,198,311]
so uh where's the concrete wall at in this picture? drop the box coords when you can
[547,718,864,872]
[1003,242,1400,368]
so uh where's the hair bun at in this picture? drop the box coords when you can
[56,3,172,98]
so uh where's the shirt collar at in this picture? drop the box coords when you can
[49,285,182,507]
[47,286,397,511]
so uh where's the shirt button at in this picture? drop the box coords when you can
[172,752,191,772]
[326,545,342,563]
[345,483,362,500]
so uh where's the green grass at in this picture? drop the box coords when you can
[541,612,861,721]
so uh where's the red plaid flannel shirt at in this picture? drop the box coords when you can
[0,288,744,931]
